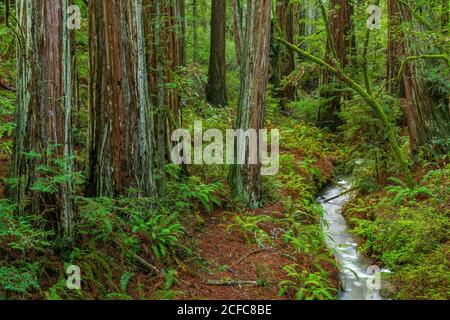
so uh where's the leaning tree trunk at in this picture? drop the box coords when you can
[11,0,77,244]
[206,0,228,106]
[228,0,271,208]
[398,2,450,155]
[87,0,156,197]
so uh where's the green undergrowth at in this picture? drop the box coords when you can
[224,103,342,300]
[0,169,226,300]
[344,162,450,300]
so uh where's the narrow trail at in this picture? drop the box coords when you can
[176,147,340,300]
[176,206,294,300]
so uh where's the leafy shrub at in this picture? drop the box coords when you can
[0,200,52,253]
[228,214,273,247]
[172,176,223,213]
[345,164,450,299]
[0,265,40,296]
[131,212,184,262]
[79,196,185,263]
[278,264,336,300]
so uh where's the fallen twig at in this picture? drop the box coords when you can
[323,187,356,203]
[234,245,287,266]
[133,254,160,276]
[206,280,258,286]
[0,79,15,92]
[235,249,270,266]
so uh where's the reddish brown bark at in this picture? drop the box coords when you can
[206,0,228,106]
[273,0,296,111]
[319,0,353,129]
[398,2,450,154]
[387,0,403,95]
[330,0,353,68]
[11,0,77,243]
[231,0,244,65]
[229,0,272,208]
[88,0,156,197]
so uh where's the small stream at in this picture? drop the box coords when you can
[318,178,389,300]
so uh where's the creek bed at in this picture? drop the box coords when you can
[318,178,390,300]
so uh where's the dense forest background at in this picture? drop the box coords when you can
[0,0,448,300]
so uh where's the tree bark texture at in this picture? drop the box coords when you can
[387,0,403,95]
[229,0,271,208]
[272,0,295,111]
[206,0,228,106]
[11,0,77,243]
[398,2,450,154]
[87,0,156,197]
[319,0,353,130]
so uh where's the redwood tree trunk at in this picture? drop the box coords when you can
[398,2,450,155]
[147,0,186,191]
[231,0,244,66]
[87,0,156,197]
[11,0,77,244]
[229,0,271,208]
[272,0,295,112]
[319,0,353,130]
[206,0,228,106]
[387,0,402,95]
[330,0,353,68]
[193,0,199,63]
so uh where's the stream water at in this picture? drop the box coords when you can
[318,178,388,300]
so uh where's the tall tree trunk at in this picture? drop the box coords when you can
[206,0,227,106]
[319,0,353,130]
[228,0,271,208]
[147,0,186,190]
[153,0,167,195]
[272,0,295,112]
[387,0,402,95]
[231,0,244,66]
[193,0,199,63]
[11,0,77,244]
[87,0,156,197]
[442,0,449,36]
[330,0,352,68]
[398,2,450,155]
[178,0,187,67]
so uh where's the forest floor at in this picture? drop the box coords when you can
[176,203,338,300]
[175,145,339,300]
[176,206,295,300]
[0,106,343,300]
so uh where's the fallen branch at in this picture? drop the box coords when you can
[235,249,270,266]
[0,79,15,92]
[133,254,159,276]
[323,187,356,203]
[234,245,287,266]
[206,280,258,286]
